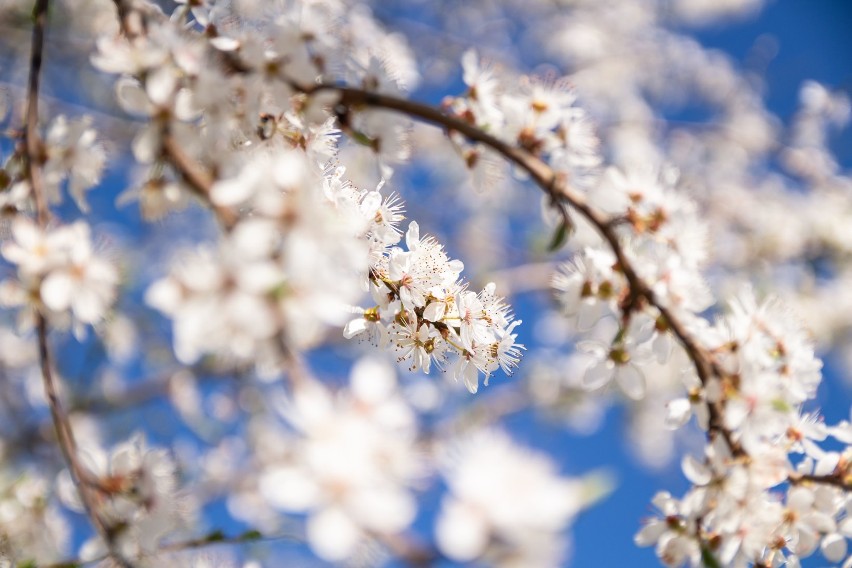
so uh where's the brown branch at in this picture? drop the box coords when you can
[25,0,50,228]
[288,84,852,491]
[42,529,302,568]
[160,133,238,229]
[23,2,134,566]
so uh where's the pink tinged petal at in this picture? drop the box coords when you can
[681,455,712,486]
[665,398,692,430]
[616,364,646,400]
[583,359,612,390]
[307,507,361,562]
[435,499,489,561]
[821,533,847,563]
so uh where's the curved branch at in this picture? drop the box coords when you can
[291,83,852,494]
[23,2,134,566]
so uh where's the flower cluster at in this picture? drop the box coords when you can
[0,113,105,216]
[0,218,118,335]
[146,151,370,366]
[232,358,422,562]
[70,435,191,563]
[0,471,69,565]
[436,429,587,566]
[635,290,852,566]
[445,49,601,191]
[345,219,523,393]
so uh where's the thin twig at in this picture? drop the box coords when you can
[23,1,133,566]
[42,529,302,568]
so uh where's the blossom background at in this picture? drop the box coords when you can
[0,0,850,566]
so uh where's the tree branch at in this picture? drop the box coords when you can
[289,83,852,491]
[23,2,133,565]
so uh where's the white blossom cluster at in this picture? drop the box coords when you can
[435,7,852,563]
[446,49,601,192]
[436,429,587,566]
[0,113,105,216]
[633,290,852,567]
[0,0,850,566]
[69,434,193,564]
[0,218,118,335]
[0,471,69,565]
[237,358,422,562]
[345,218,523,393]
[145,152,371,367]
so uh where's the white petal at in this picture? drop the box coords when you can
[116,78,153,116]
[582,359,612,390]
[41,271,74,312]
[435,499,489,561]
[146,66,177,106]
[259,467,319,511]
[665,398,692,430]
[306,508,361,561]
[343,317,368,339]
[634,520,666,547]
[132,125,161,164]
[821,533,847,563]
[681,454,712,486]
[616,364,646,400]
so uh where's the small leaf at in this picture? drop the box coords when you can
[700,545,722,568]
[547,217,573,252]
[205,529,226,542]
[240,529,263,541]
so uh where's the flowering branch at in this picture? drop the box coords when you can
[295,82,750,457]
[22,2,132,566]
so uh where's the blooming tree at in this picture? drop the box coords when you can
[0,0,850,566]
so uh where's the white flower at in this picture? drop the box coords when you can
[437,430,583,565]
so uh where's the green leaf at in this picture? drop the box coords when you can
[700,545,722,568]
[547,217,573,252]
[240,529,263,541]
